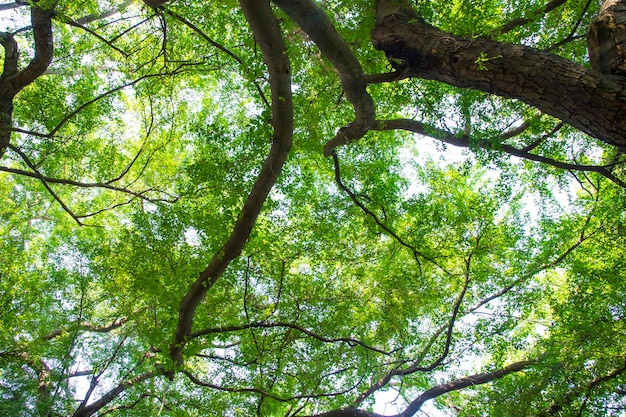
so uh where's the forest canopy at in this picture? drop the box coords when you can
[1,0,626,416]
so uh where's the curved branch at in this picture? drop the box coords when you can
[313,360,532,417]
[71,369,161,417]
[170,0,293,367]
[191,321,393,356]
[163,7,270,109]
[49,70,187,136]
[489,0,568,36]
[1,3,55,158]
[369,119,626,188]
[41,318,130,341]
[273,0,375,156]
[332,150,455,274]
[0,165,177,203]
[7,144,83,225]
[352,222,591,406]
[395,360,534,417]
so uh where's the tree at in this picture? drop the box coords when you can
[1,0,625,415]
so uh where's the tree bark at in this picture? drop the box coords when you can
[273,0,375,156]
[169,0,293,367]
[588,0,626,75]
[372,0,626,150]
[0,4,54,158]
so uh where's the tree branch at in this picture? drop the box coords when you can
[273,0,375,156]
[163,7,270,109]
[372,0,626,151]
[0,2,55,158]
[170,0,293,367]
[191,321,393,356]
[41,318,130,341]
[71,369,161,417]
[7,143,83,225]
[489,0,568,36]
[395,360,534,417]
[368,119,626,188]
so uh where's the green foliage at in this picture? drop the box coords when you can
[0,0,624,416]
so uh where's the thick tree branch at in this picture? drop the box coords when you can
[170,0,293,367]
[0,3,54,158]
[74,0,133,25]
[395,360,534,417]
[273,0,375,156]
[372,0,626,151]
[71,369,161,417]
[313,360,532,417]
[0,1,27,12]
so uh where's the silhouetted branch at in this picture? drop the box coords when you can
[331,150,453,274]
[170,0,293,367]
[191,321,393,356]
[369,119,626,188]
[489,0,568,36]
[274,0,375,156]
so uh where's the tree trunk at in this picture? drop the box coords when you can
[372,0,626,150]
[588,0,626,75]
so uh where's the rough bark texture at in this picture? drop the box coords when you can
[588,0,626,75]
[143,0,168,8]
[0,4,54,158]
[372,0,626,150]
[169,0,293,367]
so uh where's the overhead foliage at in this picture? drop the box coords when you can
[1,0,625,416]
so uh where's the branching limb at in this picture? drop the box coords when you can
[541,357,626,416]
[49,70,188,136]
[372,0,626,150]
[395,360,534,417]
[191,321,393,356]
[41,318,130,341]
[273,0,375,156]
[352,217,592,406]
[163,7,270,109]
[170,0,293,367]
[184,367,363,403]
[489,0,568,36]
[331,150,454,274]
[0,2,55,158]
[70,369,161,417]
[74,336,129,416]
[7,144,83,225]
[0,164,177,203]
[63,18,128,57]
[369,119,626,188]
[312,360,532,417]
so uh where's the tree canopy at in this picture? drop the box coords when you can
[1,0,625,416]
